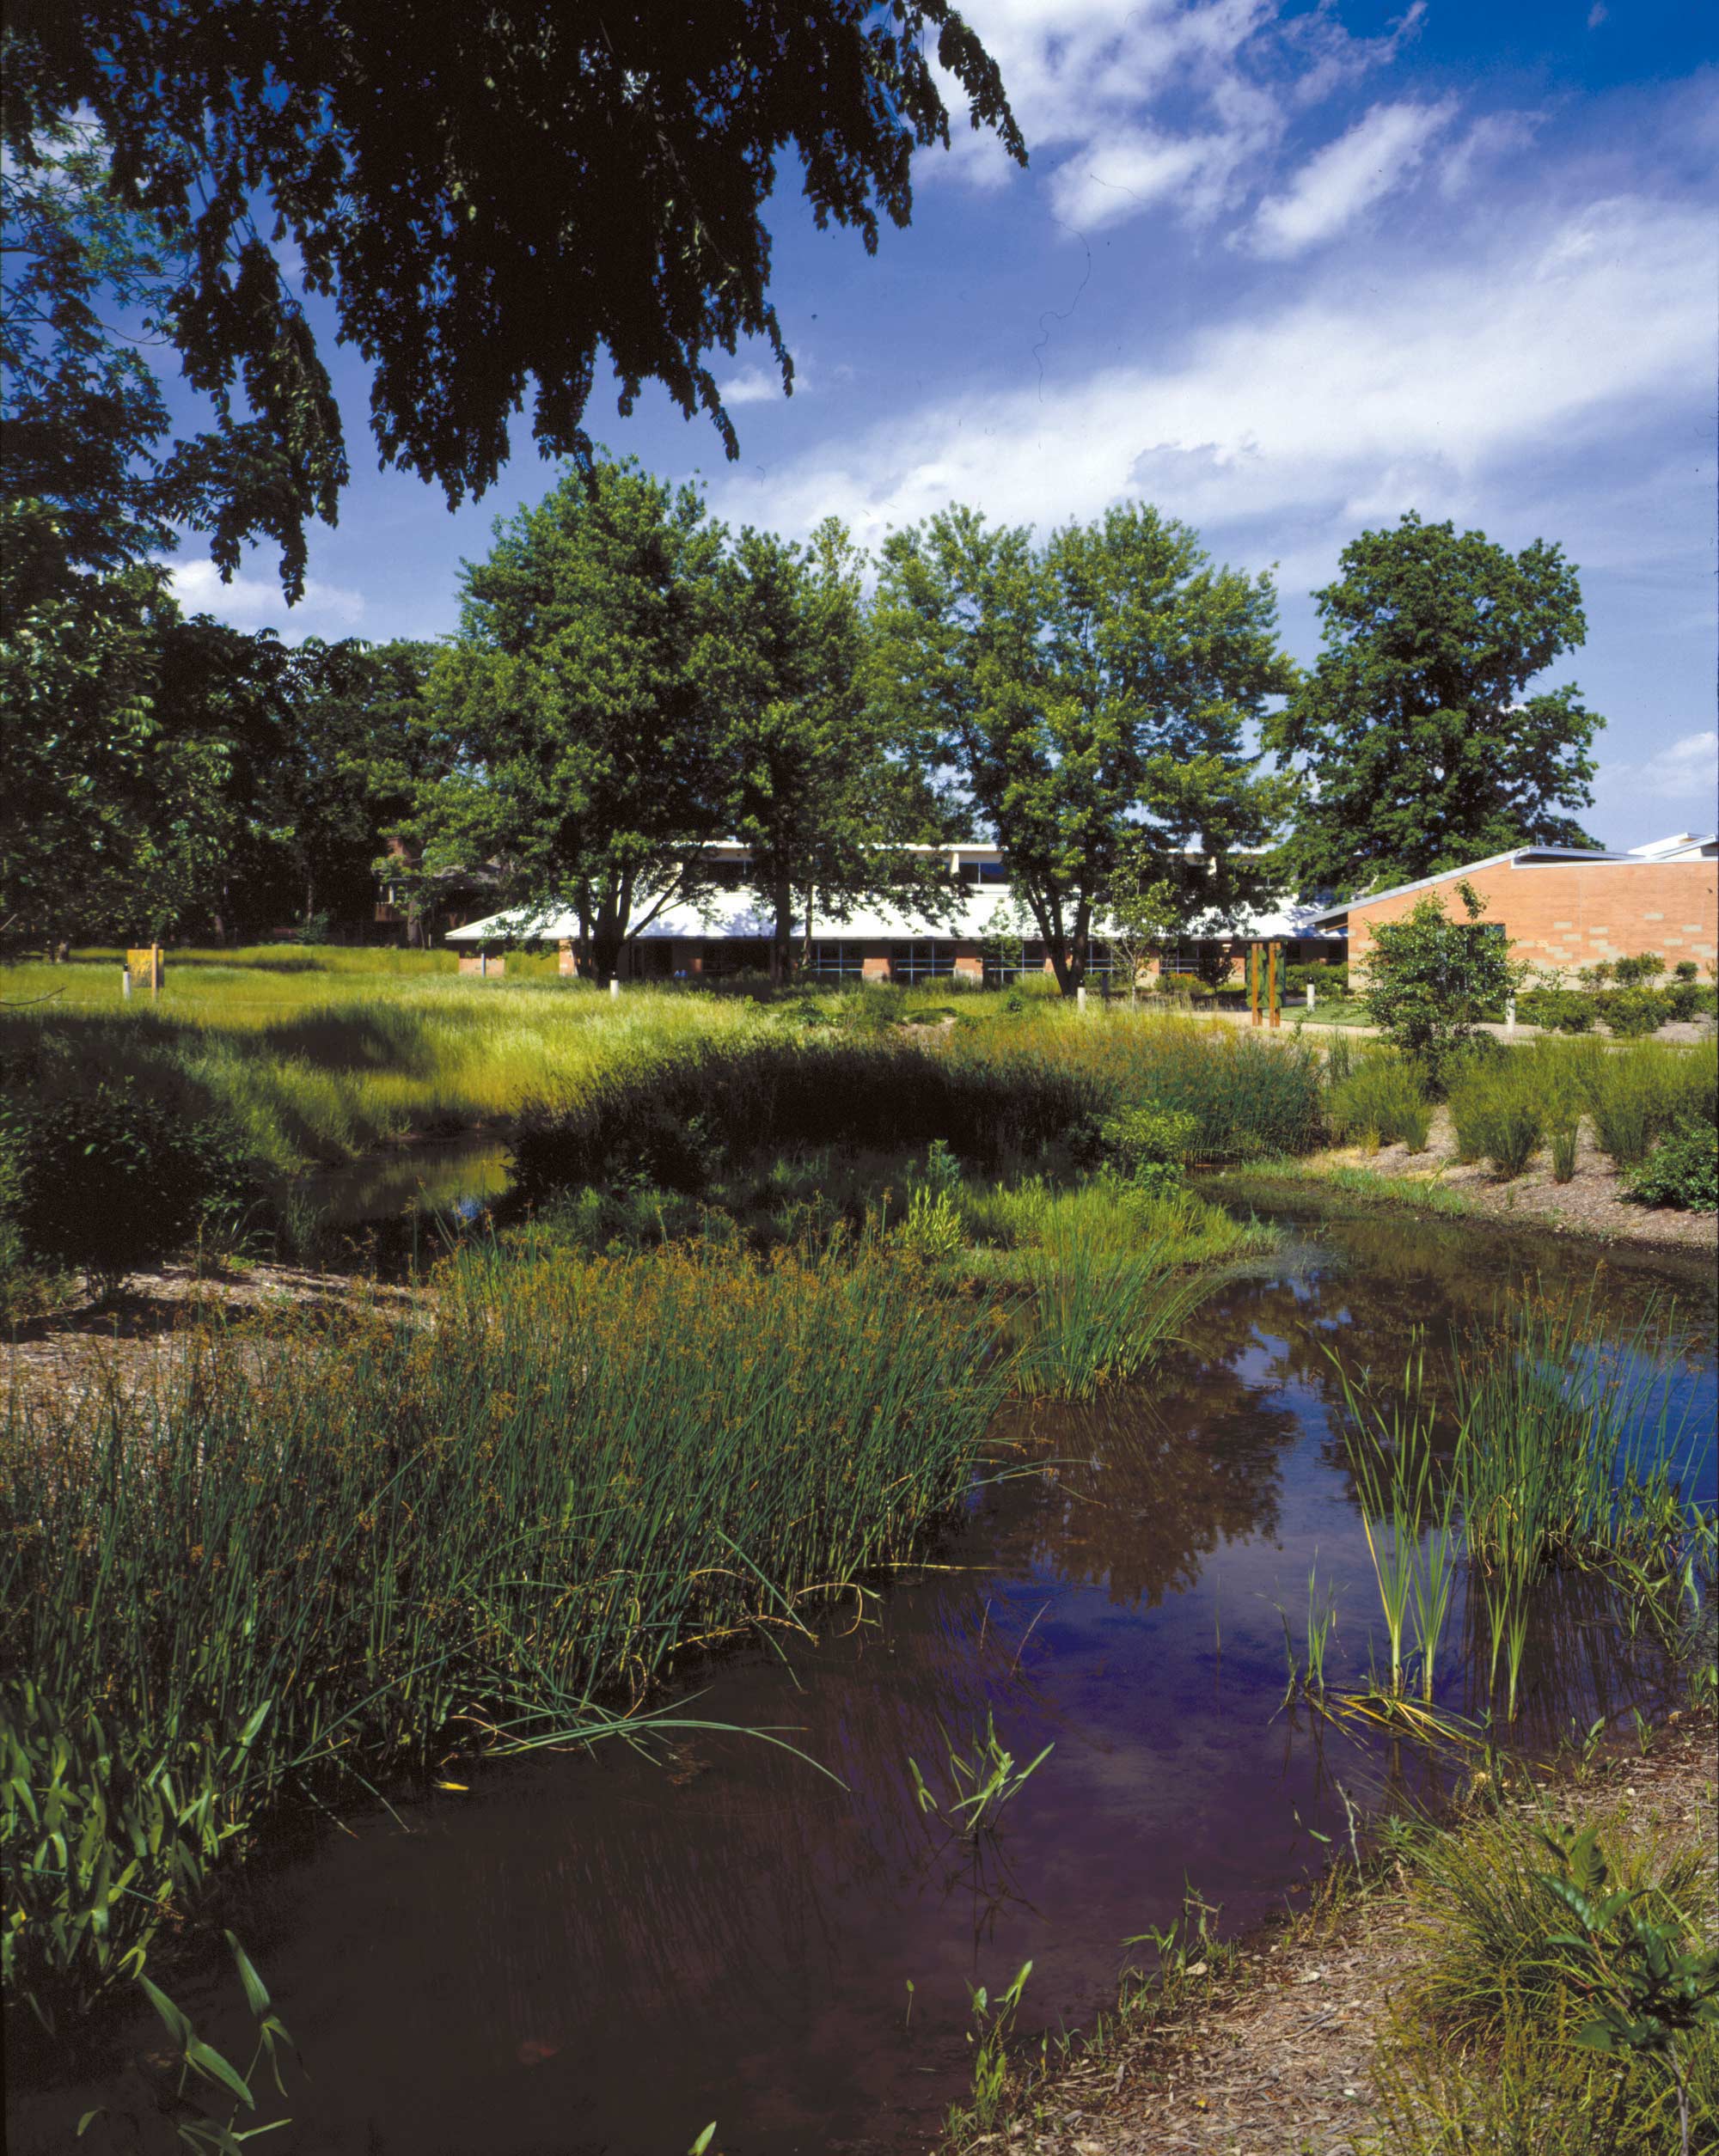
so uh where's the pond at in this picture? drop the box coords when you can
[16,1203,1716,2156]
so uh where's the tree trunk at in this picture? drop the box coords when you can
[770,870,795,986]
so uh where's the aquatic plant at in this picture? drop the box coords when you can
[907,1712,1053,1838]
[1327,1054,1433,1152]
[0,1238,1003,2023]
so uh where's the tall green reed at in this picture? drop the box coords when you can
[0,1238,1003,2021]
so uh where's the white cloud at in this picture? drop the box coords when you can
[1587,4,1608,27]
[1438,110,1543,198]
[717,363,791,407]
[929,0,1428,230]
[1247,97,1457,255]
[168,558,366,633]
[701,192,1712,578]
[1599,730,1718,808]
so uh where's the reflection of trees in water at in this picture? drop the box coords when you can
[1451,1562,1688,1749]
[261,1230,1711,2149]
[1003,1383,1301,1609]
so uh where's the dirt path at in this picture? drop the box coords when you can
[975,1711,1716,2156]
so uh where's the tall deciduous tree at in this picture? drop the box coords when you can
[4,3,1020,582]
[871,503,1293,993]
[710,520,950,981]
[1267,513,1604,898]
[424,461,727,983]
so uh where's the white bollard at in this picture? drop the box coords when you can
[609,976,620,999]
[1506,996,1517,1034]
[1076,984,1087,1013]
[1306,983,1315,1011]
[121,967,132,999]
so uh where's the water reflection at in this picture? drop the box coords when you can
[25,1209,1714,2156]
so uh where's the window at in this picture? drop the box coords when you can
[703,855,755,890]
[982,938,1043,986]
[700,938,768,976]
[957,859,1010,886]
[807,941,868,980]
[891,940,955,983]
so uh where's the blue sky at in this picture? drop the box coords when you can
[165,2,1717,852]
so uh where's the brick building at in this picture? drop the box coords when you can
[1312,833,1718,980]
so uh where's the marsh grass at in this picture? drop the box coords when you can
[0,1238,1003,2024]
[1370,1801,1718,2156]
[1329,1054,1433,1151]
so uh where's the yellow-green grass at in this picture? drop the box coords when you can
[1368,1799,1717,2155]
[3,955,1331,1181]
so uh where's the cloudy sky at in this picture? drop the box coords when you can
[168,1,1716,851]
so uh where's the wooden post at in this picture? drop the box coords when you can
[126,945,164,995]
[1249,944,1261,1025]
[1268,942,1281,1029]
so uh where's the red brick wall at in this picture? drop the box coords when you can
[1345,858,1717,978]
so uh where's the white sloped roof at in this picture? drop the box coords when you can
[446,883,1339,946]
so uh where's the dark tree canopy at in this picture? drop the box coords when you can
[3,2,1022,591]
[1268,513,1603,898]
[1,138,346,594]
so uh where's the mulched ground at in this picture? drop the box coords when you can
[1304,1107,1717,1255]
[3,1260,416,1408]
[972,1711,1717,2156]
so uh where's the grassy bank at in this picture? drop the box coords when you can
[1,1237,1005,2031]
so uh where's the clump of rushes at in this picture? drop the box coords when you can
[1449,1059,1545,1178]
[949,1011,1327,1162]
[0,1239,1003,2025]
[1328,1053,1432,1151]
[1584,1038,1717,1170]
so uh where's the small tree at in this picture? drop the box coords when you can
[1097,851,1179,1005]
[1361,881,1526,1086]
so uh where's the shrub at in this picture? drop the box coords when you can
[1285,959,1349,998]
[1449,1064,1545,1178]
[1611,951,1665,988]
[1600,987,1673,1038]
[1663,980,1716,1023]
[1329,1055,1432,1151]
[1549,1117,1580,1183]
[11,1084,258,1293]
[1361,882,1527,1090]
[1152,973,1214,1000]
[1098,1103,1201,1171]
[1673,960,1699,983]
[1625,1121,1719,1212]
[1519,987,1597,1035]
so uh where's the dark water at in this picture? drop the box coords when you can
[302,1133,512,1229]
[18,1205,1716,2156]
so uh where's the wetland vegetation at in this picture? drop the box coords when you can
[2,956,1716,2155]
